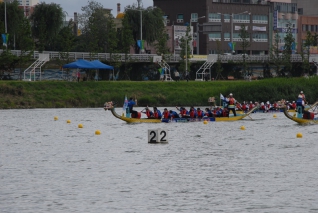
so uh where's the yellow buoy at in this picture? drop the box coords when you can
[203,120,208,124]
[296,132,302,138]
[273,114,277,118]
[67,120,71,124]
[78,124,83,128]
[95,130,101,135]
[54,116,58,121]
[240,126,246,130]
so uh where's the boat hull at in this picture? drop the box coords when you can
[105,105,258,123]
[283,104,318,125]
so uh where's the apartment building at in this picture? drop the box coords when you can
[154,0,270,55]
[17,0,39,17]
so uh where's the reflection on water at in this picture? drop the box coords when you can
[1,108,318,213]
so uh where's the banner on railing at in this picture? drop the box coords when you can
[1,34,9,47]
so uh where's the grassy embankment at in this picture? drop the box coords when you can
[0,77,317,109]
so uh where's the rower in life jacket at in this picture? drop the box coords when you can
[153,107,162,119]
[296,95,304,113]
[196,108,203,118]
[227,93,236,116]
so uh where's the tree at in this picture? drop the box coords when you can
[270,32,282,76]
[239,24,250,77]
[215,40,224,80]
[0,1,28,50]
[300,31,313,76]
[15,18,34,80]
[282,23,295,76]
[153,27,169,55]
[178,26,192,75]
[124,6,165,54]
[30,2,64,51]
[116,16,135,80]
[77,0,117,55]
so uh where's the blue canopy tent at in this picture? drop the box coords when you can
[90,60,114,81]
[62,59,115,81]
[62,59,96,69]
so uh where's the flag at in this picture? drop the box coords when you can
[123,95,128,111]
[137,40,144,49]
[220,93,224,100]
[2,34,9,47]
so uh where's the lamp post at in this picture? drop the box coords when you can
[127,4,156,54]
[189,16,205,55]
[219,11,249,54]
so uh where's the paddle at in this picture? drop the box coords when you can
[237,102,253,120]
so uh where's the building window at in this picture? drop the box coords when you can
[311,25,315,32]
[305,25,309,31]
[232,0,240,3]
[252,33,268,42]
[191,13,198,22]
[224,32,230,41]
[177,14,183,23]
[233,14,250,23]
[208,33,221,41]
[208,13,221,22]
[252,15,268,24]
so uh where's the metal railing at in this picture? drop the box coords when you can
[1,49,316,63]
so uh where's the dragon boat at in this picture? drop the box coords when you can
[104,101,258,124]
[283,101,318,125]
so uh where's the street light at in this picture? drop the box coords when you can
[218,11,250,54]
[126,5,156,54]
[189,16,205,55]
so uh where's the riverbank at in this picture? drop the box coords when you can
[0,77,317,109]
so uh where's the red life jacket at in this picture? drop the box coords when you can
[242,104,247,110]
[153,112,159,118]
[189,110,195,118]
[146,111,152,118]
[181,109,187,116]
[197,110,203,118]
[229,98,235,105]
[163,111,169,119]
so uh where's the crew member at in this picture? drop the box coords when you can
[169,110,180,118]
[196,108,203,118]
[153,107,162,119]
[162,108,170,119]
[296,94,305,113]
[128,97,138,118]
[227,93,236,116]
[142,107,153,118]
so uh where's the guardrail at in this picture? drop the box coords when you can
[1,49,316,63]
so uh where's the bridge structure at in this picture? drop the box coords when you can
[3,49,318,64]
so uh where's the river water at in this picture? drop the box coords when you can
[1,107,318,213]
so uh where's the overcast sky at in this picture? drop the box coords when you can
[42,0,153,19]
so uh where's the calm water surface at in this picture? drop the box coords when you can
[1,107,318,213]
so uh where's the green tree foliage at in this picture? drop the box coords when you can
[154,27,169,55]
[238,24,250,76]
[178,26,192,74]
[282,23,295,76]
[30,2,64,51]
[270,32,283,76]
[299,31,313,75]
[77,0,117,55]
[16,19,34,80]
[215,40,224,80]
[0,1,29,49]
[124,6,165,54]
